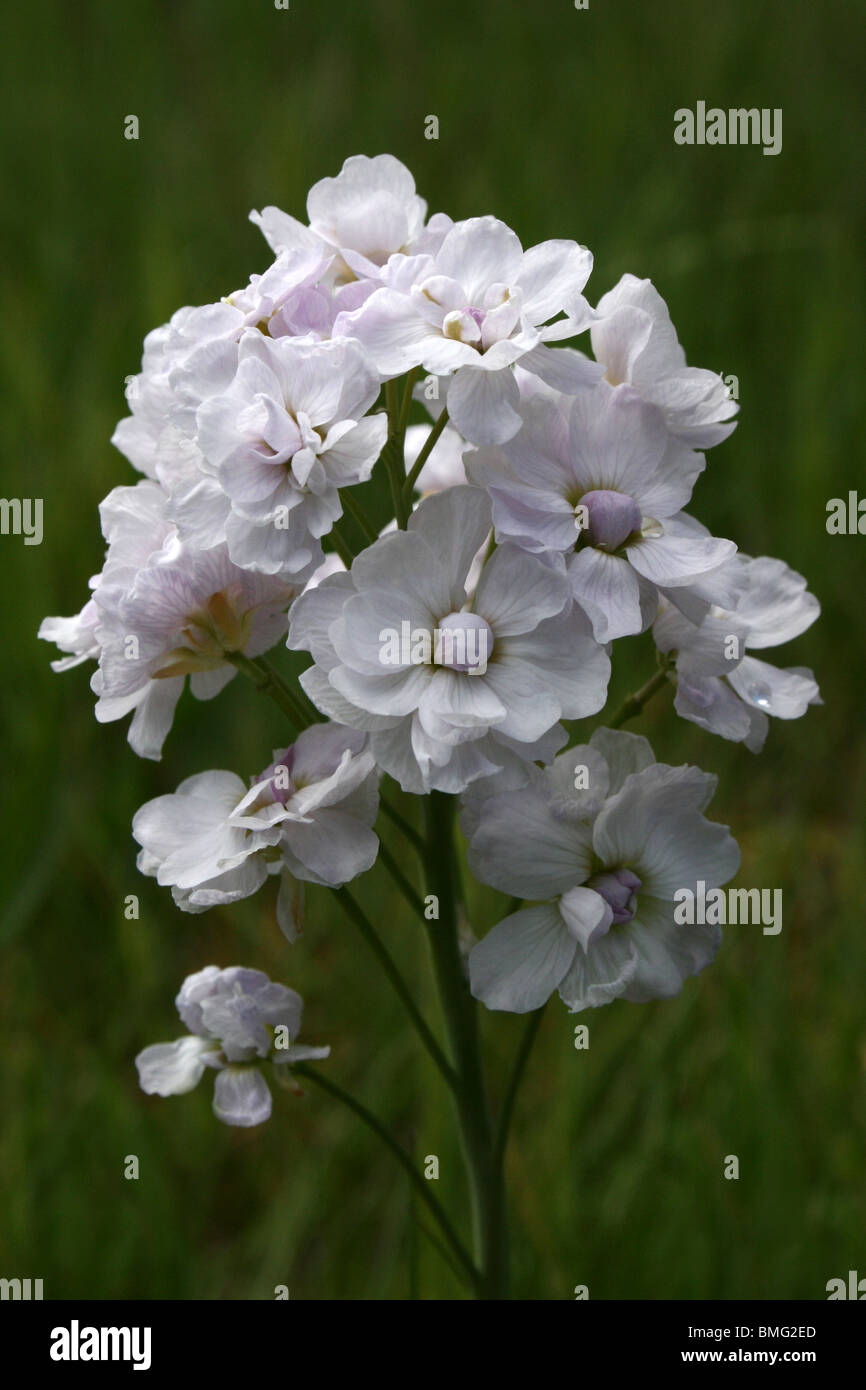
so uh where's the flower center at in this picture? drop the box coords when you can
[586,868,642,925]
[433,611,493,674]
[575,490,643,551]
[442,308,484,347]
[259,746,296,805]
[154,591,254,677]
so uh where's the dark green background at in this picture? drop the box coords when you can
[1,0,863,1299]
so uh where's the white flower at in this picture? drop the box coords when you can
[133,725,379,932]
[40,479,182,756]
[288,486,610,794]
[135,966,329,1127]
[251,153,452,284]
[468,380,738,641]
[112,248,331,489]
[465,728,740,1014]
[92,541,297,759]
[653,555,821,751]
[183,333,387,576]
[334,215,600,445]
[591,274,738,448]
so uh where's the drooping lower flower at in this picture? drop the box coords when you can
[135,966,329,1127]
[464,728,740,1013]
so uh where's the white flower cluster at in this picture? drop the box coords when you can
[40,155,821,1101]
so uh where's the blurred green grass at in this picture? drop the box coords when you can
[1,0,864,1299]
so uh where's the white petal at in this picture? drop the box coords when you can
[136,1036,218,1096]
[469,905,576,1013]
[727,656,820,719]
[446,366,522,446]
[212,1066,272,1127]
[467,786,594,898]
[621,896,721,1003]
[593,763,740,899]
[588,727,655,795]
[568,548,645,641]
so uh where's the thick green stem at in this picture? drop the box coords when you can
[292,1062,479,1293]
[423,791,510,1298]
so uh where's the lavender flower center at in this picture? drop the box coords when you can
[259,746,296,805]
[586,867,642,924]
[578,490,642,551]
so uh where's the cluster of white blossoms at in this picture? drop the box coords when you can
[40,155,821,1122]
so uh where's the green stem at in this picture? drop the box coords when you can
[227,653,311,731]
[607,666,672,729]
[378,840,427,919]
[493,1005,547,1165]
[383,380,411,529]
[332,887,458,1094]
[423,791,510,1298]
[379,791,425,856]
[292,1062,479,1293]
[403,409,449,504]
[398,367,420,436]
